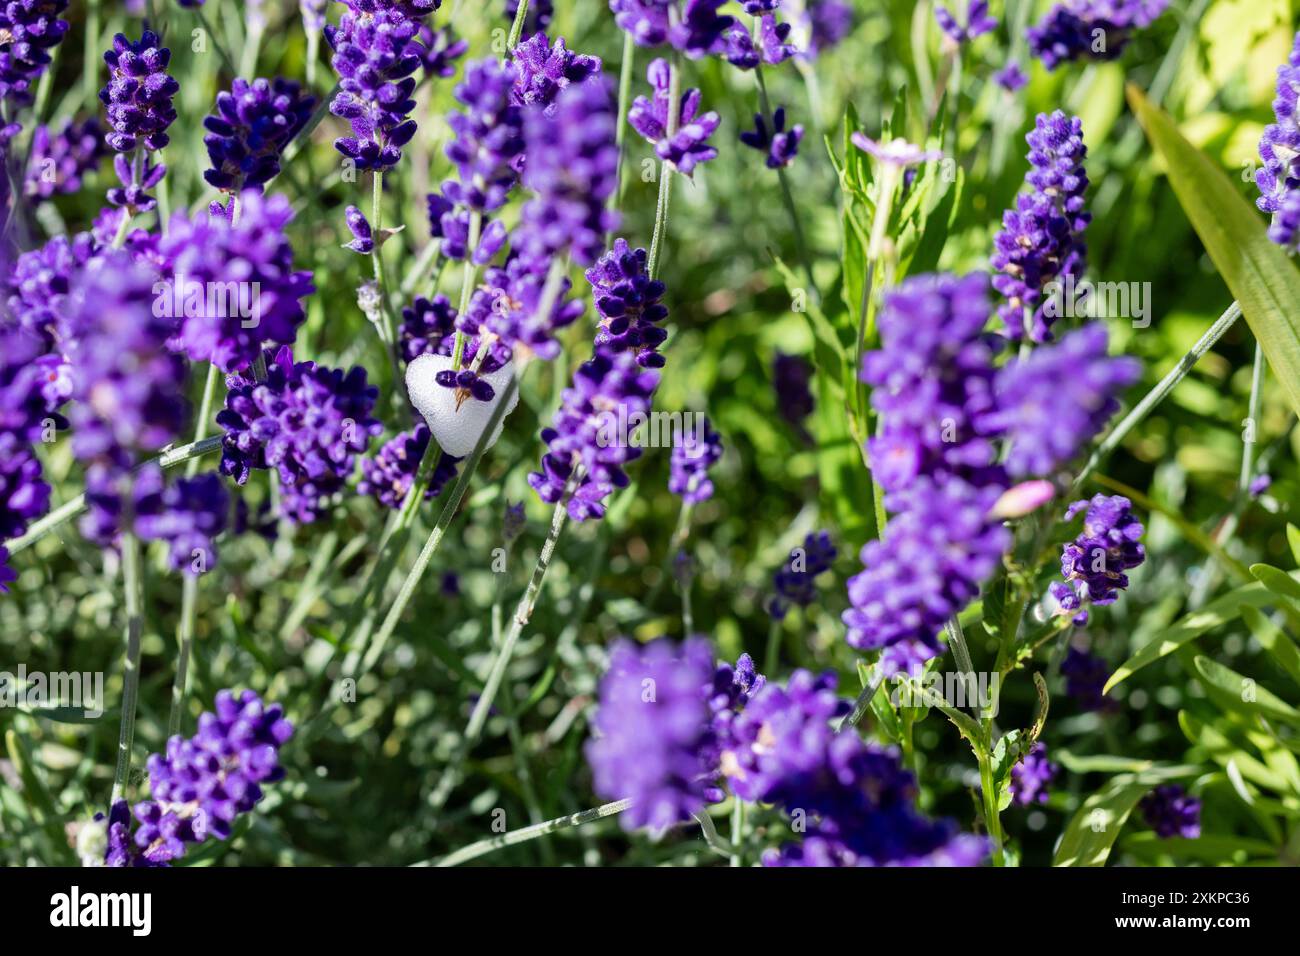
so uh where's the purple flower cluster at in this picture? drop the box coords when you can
[328,8,421,171]
[399,293,458,362]
[740,106,803,169]
[1009,742,1058,806]
[995,61,1029,91]
[798,0,852,58]
[100,30,178,212]
[415,23,468,77]
[587,239,669,368]
[0,0,69,106]
[515,77,620,269]
[5,230,95,348]
[628,58,720,176]
[203,77,315,193]
[24,118,107,201]
[218,346,383,524]
[1050,494,1145,624]
[769,531,837,620]
[358,423,460,508]
[1256,31,1300,248]
[611,0,734,59]
[529,346,661,521]
[934,1,996,46]
[668,416,722,504]
[723,670,988,866]
[107,690,293,866]
[444,59,525,212]
[586,637,720,832]
[1060,645,1117,711]
[1139,784,1201,839]
[159,191,315,374]
[1028,1,1168,71]
[984,323,1139,477]
[992,111,1090,342]
[510,32,601,114]
[773,351,814,431]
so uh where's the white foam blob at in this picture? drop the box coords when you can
[405,353,520,458]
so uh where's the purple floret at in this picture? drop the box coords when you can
[203,77,315,193]
[443,58,526,212]
[668,416,722,504]
[1055,493,1145,612]
[1257,31,1300,247]
[627,57,720,176]
[24,118,107,200]
[1009,742,1058,806]
[739,105,803,169]
[587,239,669,368]
[510,31,601,113]
[0,0,70,106]
[769,531,837,620]
[1139,784,1201,839]
[357,423,460,508]
[1027,1,1168,71]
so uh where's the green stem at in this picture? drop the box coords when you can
[506,0,531,51]
[647,53,682,280]
[186,363,220,478]
[110,534,144,807]
[977,731,1005,866]
[612,32,636,216]
[427,483,574,816]
[7,436,223,556]
[426,798,632,867]
[167,573,198,739]
[1072,300,1242,491]
[755,63,816,295]
[730,799,746,867]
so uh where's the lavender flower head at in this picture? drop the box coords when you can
[995,61,1029,91]
[203,77,315,193]
[117,690,294,865]
[1028,1,1168,71]
[5,230,95,348]
[668,416,722,504]
[100,29,179,211]
[587,239,669,368]
[769,531,837,620]
[357,423,460,508]
[24,118,107,201]
[1009,742,1058,806]
[510,32,601,113]
[610,0,734,59]
[773,351,814,430]
[628,58,720,176]
[529,347,661,521]
[983,323,1139,478]
[992,110,1090,341]
[1257,31,1300,248]
[740,106,803,169]
[797,0,852,58]
[0,0,70,106]
[586,637,719,832]
[444,58,525,212]
[217,347,383,524]
[328,8,421,171]
[1060,645,1117,712]
[159,190,315,374]
[516,77,620,269]
[399,293,458,362]
[1053,493,1145,617]
[1139,784,1201,839]
[132,468,231,575]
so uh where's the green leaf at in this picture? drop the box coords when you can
[1192,656,1300,726]
[1123,832,1278,864]
[1179,711,1290,792]
[1241,606,1300,687]
[1251,562,1300,606]
[1053,765,1199,867]
[1128,84,1300,420]
[1287,524,1300,567]
[1105,582,1276,692]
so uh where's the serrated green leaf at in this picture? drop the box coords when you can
[1129,85,1300,420]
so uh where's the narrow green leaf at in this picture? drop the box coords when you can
[1287,524,1300,567]
[1251,562,1300,605]
[1053,765,1198,867]
[1105,582,1275,692]
[1179,711,1289,793]
[1192,656,1300,726]
[1242,607,1300,688]
[1128,84,1300,419]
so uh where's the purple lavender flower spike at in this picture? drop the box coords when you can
[586,637,718,832]
[992,110,1090,342]
[1249,473,1272,498]
[358,423,460,508]
[24,118,107,201]
[611,0,734,58]
[457,256,585,371]
[669,416,722,504]
[444,58,525,211]
[1028,1,1169,71]
[0,440,50,543]
[415,23,468,78]
[1060,645,1117,711]
[983,323,1139,478]
[1257,31,1300,247]
[627,58,720,176]
[110,689,294,865]
[773,351,814,432]
[217,346,383,524]
[797,0,852,58]
[100,29,179,212]
[935,1,996,46]
[1139,784,1201,839]
[510,32,601,113]
[328,8,421,171]
[516,77,620,269]
[5,230,96,348]
[203,77,315,193]
[133,469,231,575]
[995,61,1029,91]
[769,531,837,620]
[587,239,669,368]
[1054,493,1145,617]
[399,293,458,363]
[0,0,70,106]
[529,346,661,521]
[740,106,803,169]
[1009,742,1058,806]
[159,190,315,374]
[0,546,15,593]
[67,252,189,469]
[757,15,798,64]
